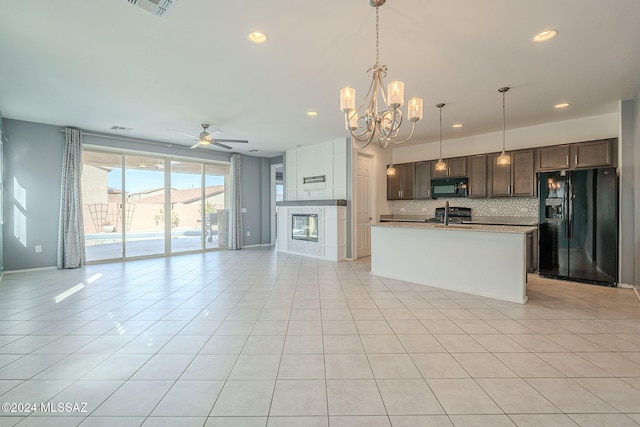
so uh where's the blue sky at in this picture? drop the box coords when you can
[108,169,224,193]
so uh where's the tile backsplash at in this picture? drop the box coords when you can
[391,198,539,217]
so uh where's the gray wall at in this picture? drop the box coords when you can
[1,118,276,271]
[622,91,640,290]
[635,91,640,290]
[3,119,64,271]
[238,155,284,247]
[0,111,4,275]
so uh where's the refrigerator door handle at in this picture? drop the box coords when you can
[567,179,574,239]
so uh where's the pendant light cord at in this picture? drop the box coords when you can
[439,106,443,159]
[502,90,506,151]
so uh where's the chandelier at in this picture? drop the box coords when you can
[339,0,423,149]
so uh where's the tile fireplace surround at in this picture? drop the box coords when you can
[276,200,347,262]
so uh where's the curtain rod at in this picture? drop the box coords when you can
[60,128,182,149]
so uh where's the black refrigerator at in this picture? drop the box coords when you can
[538,167,618,286]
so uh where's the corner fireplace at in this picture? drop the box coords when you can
[292,213,318,242]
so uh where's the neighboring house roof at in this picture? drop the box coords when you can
[130,185,225,204]
[129,187,172,197]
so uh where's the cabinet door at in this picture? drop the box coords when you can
[415,161,431,199]
[536,145,570,171]
[467,155,487,198]
[571,139,615,169]
[399,163,415,199]
[386,165,402,200]
[489,152,511,197]
[431,156,466,177]
[447,157,467,177]
[512,149,536,197]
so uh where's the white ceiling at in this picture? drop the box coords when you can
[1,0,639,158]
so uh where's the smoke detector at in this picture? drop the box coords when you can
[124,0,177,18]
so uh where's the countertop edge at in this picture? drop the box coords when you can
[372,222,538,234]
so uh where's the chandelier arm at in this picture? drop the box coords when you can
[349,116,378,145]
[387,121,417,145]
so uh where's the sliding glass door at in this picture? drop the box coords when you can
[124,155,166,258]
[170,161,203,254]
[82,151,124,262]
[82,148,229,262]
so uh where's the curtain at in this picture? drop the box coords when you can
[57,128,86,268]
[228,153,243,250]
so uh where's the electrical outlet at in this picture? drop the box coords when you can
[421,208,429,212]
[35,245,42,253]
[400,208,406,212]
[246,231,251,237]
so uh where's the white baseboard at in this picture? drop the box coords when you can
[3,266,58,274]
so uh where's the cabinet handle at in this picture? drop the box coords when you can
[566,156,569,166]
[575,154,578,165]
[508,184,511,195]
[447,167,451,176]
[469,187,472,196]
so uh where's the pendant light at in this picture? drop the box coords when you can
[496,87,511,166]
[434,103,447,172]
[387,163,397,176]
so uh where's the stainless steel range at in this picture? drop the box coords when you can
[425,206,472,224]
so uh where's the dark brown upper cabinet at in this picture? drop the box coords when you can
[386,163,415,200]
[467,154,488,198]
[432,156,467,178]
[414,161,432,199]
[489,149,535,197]
[535,139,616,171]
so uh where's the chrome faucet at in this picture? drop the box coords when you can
[444,201,449,226]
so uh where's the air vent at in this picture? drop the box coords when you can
[124,0,177,18]
[110,126,133,132]
[248,149,261,153]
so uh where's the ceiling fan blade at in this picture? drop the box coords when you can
[212,141,233,150]
[190,141,202,149]
[214,139,249,143]
[169,129,199,139]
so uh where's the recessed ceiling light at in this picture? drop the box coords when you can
[451,123,463,128]
[554,102,570,109]
[248,31,268,43]
[533,30,558,42]
[307,111,318,117]
[139,164,147,168]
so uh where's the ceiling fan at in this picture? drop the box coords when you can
[170,124,249,150]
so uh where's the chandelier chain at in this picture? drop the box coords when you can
[375,5,380,67]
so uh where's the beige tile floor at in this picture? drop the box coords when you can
[0,247,639,426]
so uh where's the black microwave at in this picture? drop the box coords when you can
[431,177,468,198]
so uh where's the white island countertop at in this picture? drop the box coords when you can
[371,222,533,304]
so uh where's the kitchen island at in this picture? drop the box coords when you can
[371,222,537,304]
